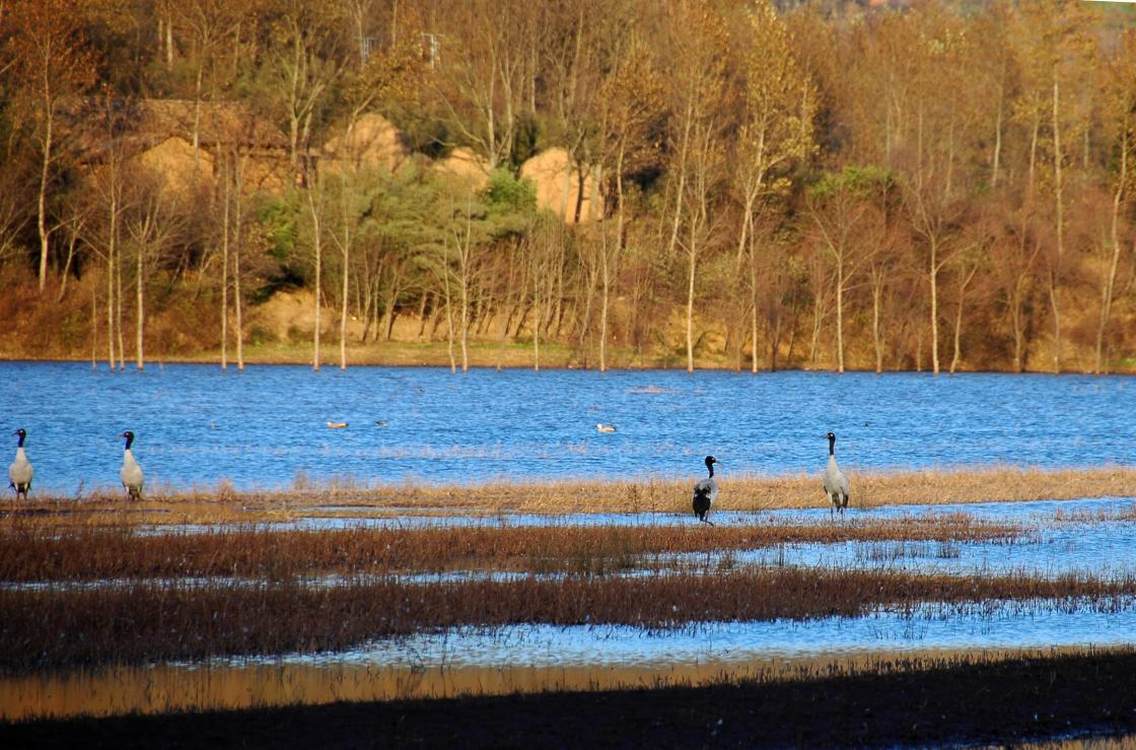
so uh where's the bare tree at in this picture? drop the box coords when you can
[6,0,97,291]
[305,175,327,371]
[123,169,181,370]
[734,0,815,373]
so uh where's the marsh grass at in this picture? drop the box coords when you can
[6,466,1135,524]
[3,568,1135,674]
[0,516,1027,581]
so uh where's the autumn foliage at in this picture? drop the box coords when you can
[4,0,1136,373]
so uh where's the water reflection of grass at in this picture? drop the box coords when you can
[4,568,1136,674]
[5,648,1136,747]
[855,540,964,563]
[0,646,1122,722]
[0,517,1027,581]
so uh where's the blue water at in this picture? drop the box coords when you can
[1,362,1133,493]
[234,600,1136,670]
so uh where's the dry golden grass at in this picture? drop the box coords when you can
[0,515,1026,581]
[5,465,1135,525]
[3,568,1134,674]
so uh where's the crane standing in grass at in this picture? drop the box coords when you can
[823,431,850,519]
[120,431,144,500]
[692,455,719,525]
[8,428,33,500]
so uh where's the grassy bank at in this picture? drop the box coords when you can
[8,465,1136,523]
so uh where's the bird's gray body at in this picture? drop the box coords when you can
[692,456,718,524]
[822,433,850,518]
[8,446,33,500]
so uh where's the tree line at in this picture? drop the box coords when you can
[2,0,1136,374]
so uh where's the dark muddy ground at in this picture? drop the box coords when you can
[4,651,1136,748]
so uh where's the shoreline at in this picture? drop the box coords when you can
[5,353,1136,376]
[7,466,1136,521]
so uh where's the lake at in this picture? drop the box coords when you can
[1,362,1132,493]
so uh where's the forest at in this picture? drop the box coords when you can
[2,0,1136,373]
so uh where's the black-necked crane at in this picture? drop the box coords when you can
[692,455,718,525]
[8,428,33,500]
[823,432,850,519]
[120,431,144,500]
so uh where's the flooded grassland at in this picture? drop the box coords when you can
[3,496,1136,740]
[4,367,1136,745]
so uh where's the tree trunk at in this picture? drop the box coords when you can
[221,158,230,370]
[91,285,98,369]
[135,234,144,370]
[871,270,884,374]
[949,267,976,375]
[991,71,1004,187]
[750,236,759,374]
[57,221,81,303]
[106,228,115,370]
[443,265,456,374]
[459,209,473,373]
[234,155,245,370]
[339,208,349,371]
[836,258,845,373]
[1097,125,1128,374]
[685,242,696,373]
[307,186,322,372]
[116,237,125,371]
[532,273,540,372]
[929,236,939,375]
[1051,76,1064,374]
[36,97,53,292]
